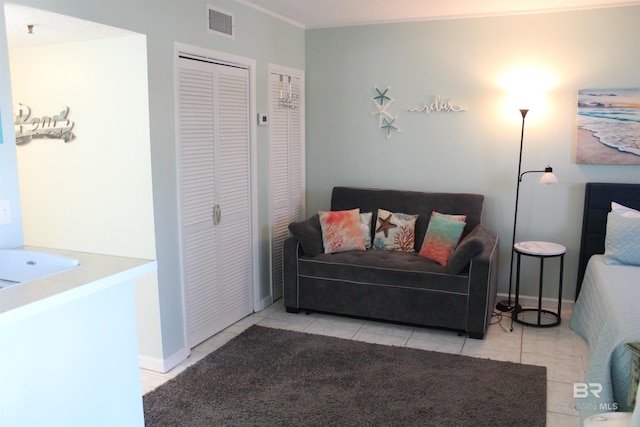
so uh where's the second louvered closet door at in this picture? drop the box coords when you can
[269,68,305,301]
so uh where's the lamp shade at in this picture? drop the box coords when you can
[540,166,558,186]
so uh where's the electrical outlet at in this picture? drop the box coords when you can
[0,200,12,225]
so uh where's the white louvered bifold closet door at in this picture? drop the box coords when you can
[214,64,253,334]
[270,71,304,301]
[178,56,253,349]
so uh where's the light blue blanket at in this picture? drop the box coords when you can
[570,255,640,419]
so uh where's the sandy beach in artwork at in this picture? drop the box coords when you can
[576,126,640,165]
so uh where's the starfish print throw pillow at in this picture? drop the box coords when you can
[373,208,418,252]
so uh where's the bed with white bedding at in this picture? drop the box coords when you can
[570,255,640,416]
[569,182,640,420]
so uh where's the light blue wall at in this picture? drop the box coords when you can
[305,6,640,300]
[1,0,304,360]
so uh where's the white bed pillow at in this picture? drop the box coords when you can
[604,211,640,266]
[611,202,640,218]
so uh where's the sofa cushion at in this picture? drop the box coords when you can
[446,224,487,274]
[288,214,324,257]
[298,250,469,294]
[373,209,418,252]
[319,209,366,254]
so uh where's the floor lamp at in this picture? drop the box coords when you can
[496,108,558,313]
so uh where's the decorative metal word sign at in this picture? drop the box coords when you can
[14,104,76,145]
[407,95,467,113]
[370,86,468,139]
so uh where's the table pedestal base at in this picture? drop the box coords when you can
[514,308,560,328]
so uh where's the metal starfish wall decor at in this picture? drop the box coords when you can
[371,86,401,139]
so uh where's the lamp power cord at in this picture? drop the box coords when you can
[491,308,514,333]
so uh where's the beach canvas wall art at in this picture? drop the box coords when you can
[576,88,640,165]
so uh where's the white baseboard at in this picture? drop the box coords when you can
[496,292,574,312]
[139,355,165,373]
[139,347,190,374]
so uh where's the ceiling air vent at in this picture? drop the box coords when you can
[208,6,234,39]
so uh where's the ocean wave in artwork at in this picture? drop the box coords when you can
[577,88,640,157]
[578,108,640,156]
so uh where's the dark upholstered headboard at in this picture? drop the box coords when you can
[576,182,640,299]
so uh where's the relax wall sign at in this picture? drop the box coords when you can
[406,95,467,114]
[371,86,467,139]
[14,104,76,145]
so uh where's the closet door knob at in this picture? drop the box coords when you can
[213,204,221,225]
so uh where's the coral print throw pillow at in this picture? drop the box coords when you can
[318,209,366,254]
[373,208,418,252]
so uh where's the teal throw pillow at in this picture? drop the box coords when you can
[419,213,466,266]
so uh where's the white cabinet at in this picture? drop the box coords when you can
[0,252,156,427]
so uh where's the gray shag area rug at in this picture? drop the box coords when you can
[144,325,546,426]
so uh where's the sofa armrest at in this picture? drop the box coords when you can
[283,236,303,311]
[446,224,488,274]
[465,229,499,339]
[288,214,323,257]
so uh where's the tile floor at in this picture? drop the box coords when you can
[141,300,590,426]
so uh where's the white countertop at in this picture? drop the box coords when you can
[0,246,157,323]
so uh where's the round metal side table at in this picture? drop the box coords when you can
[513,241,565,327]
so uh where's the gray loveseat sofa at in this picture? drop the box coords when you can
[283,186,499,339]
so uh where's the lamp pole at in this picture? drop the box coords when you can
[496,108,528,313]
